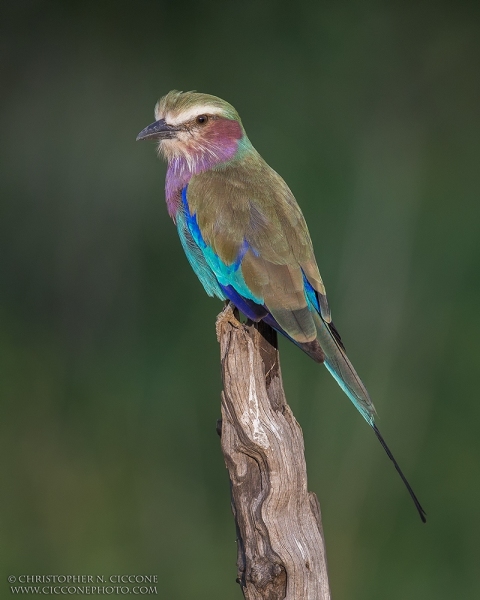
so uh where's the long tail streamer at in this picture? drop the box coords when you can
[372,423,427,523]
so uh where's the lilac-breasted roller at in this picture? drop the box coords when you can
[137,90,426,522]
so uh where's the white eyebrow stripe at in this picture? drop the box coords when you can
[165,105,225,125]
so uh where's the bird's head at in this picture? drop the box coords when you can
[136,90,248,170]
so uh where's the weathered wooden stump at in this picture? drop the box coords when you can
[216,303,331,600]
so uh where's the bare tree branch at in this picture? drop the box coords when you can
[217,303,331,600]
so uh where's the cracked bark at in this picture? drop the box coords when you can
[216,304,331,600]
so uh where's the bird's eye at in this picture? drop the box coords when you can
[196,115,209,125]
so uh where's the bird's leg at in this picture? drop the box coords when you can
[216,301,241,342]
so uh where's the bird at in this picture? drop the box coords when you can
[136,90,426,522]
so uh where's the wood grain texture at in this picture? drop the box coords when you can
[216,304,331,600]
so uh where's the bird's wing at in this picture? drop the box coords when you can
[184,158,375,425]
[185,156,331,344]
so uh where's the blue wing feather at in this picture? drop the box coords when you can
[176,202,225,299]
[179,186,264,305]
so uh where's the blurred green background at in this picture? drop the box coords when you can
[1,1,479,598]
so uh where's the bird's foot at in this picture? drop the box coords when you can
[216,301,241,341]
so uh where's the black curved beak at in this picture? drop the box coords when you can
[136,118,177,141]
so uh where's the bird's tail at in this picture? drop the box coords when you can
[313,312,427,523]
[313,312,377,426]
